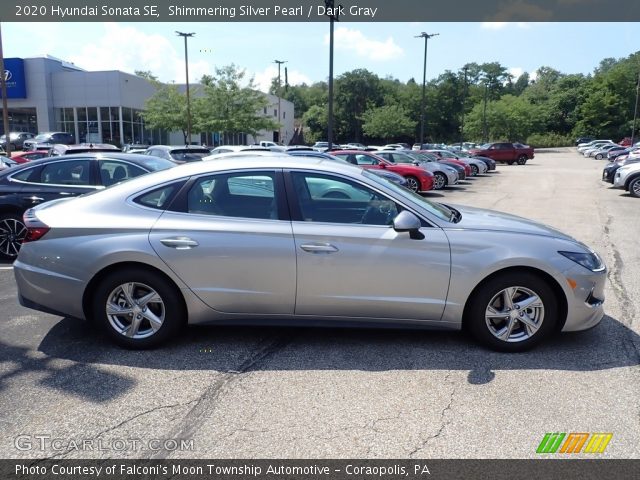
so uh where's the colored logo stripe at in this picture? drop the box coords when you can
[584,433,613,453]
[560,433,589,453]
[537,433,613,454]
[536,433,565,453]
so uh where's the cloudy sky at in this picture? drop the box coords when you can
[3,22,638,91]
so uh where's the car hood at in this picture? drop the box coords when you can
[444,204,575,241]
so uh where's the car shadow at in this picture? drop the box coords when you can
[36,315,640,391]
[420,191,445,198]
[0,339,135,403]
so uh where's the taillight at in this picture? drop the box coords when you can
[22,210,50,242]
[23,226,50,242]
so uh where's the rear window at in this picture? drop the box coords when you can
[170,149,210,162]
[129,156,175,171]
[134,185,178,209]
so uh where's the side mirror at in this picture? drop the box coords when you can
[379,162,386,168]
[412,161,421,166]
[393,211,424,240]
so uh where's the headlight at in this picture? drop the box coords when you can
[559,251,605,272]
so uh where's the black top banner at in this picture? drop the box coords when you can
[2,0,640,22]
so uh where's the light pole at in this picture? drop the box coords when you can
[325,0,339,150]
[0,24,11,156]
[482,79,489,143]
[631,69,640,145]
[416,32,438,147]
[274,59,287,144]
[176,31,194,145]
[460,65,469,146]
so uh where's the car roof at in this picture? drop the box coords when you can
[148,145,210,151]
[0,152,168,177]
[86,154,366,196]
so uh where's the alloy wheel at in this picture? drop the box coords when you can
[484,286,545,343]
[406,177,420,192]
[0,216,27,259]
[106,282,166,339]
[433,173,446,190]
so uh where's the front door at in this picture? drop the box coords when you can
[287,170,451,321]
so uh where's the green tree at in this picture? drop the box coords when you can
[140,82,189,143]
[334,69,384,142]
[362,105,416,143]
[302,105,327,143]
[193,64,278,137]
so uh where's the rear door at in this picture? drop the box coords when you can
[12,158,97,210]
[149,169,296,315]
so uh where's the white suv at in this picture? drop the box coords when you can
[613,162,640,197]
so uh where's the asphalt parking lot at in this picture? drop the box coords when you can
[1,148,638,459]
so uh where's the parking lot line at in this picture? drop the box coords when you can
[0,266,14,270]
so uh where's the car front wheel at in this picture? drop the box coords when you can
[465,272,558,352]
[470,164,479,176]
[0,214,27,260]
[433,172,447,190]
[92,268,185,348]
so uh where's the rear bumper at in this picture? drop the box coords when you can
[14,260,86,320]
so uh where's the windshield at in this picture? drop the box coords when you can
[362,169,454,222]
[388,153,416,164]
[34,134,51,141]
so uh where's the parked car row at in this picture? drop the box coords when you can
[600,147,640,197]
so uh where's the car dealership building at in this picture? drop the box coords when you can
[1,56,295,146]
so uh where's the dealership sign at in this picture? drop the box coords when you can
[1,58,27,99]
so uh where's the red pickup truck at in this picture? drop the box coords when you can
[468,142,534,165]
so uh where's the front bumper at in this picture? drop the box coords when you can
[561,264,606,332]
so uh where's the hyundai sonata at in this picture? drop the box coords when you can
[14,155,606,351]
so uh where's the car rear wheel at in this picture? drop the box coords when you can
[0,214,27,260]
[433,172,447,190]
[465,272,558,352]
[629,177,640,198]
[93,268,185,348]
[517,155,528,165]
[405,176,420,192]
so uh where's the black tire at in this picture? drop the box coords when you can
[405,176,420,192]
[516,155,528,165]
[506,161,514,166]
[0,213,27,260]
[92,268,186,349]
[595,153,603,160]
[470,164,479,176]
[628,177,640,198]
[433,172,447,190]
[465,272,558,352]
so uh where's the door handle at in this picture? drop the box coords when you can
[300,243,339,253]
[27,196,44,203]
[160,237,199,249]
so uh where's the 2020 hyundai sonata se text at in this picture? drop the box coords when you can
[14,155,606,352]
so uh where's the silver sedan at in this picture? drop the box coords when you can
[15,155,606,352]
